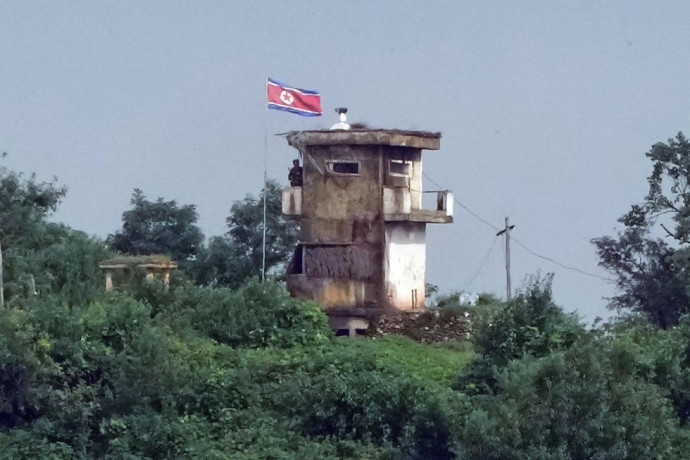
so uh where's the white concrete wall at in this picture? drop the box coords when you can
[384,223,426,310]
[282,186,302,216]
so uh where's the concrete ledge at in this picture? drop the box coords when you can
[384,211,453,224]
[288,129,441,150]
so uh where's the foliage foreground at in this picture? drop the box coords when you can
[0,279,469,459]
[5,136,690,458]
[1,276,690,459]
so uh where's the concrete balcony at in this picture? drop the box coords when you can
[383,188,453,224]
[282,186,302,217]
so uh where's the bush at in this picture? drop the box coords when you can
[610,316,690,424]
[457,334,690,458]
[146,279,332,348]
[260,345,463,460]
[453,275,583,395]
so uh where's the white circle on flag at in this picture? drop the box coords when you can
[280,90,294,105]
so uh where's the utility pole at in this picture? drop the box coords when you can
[496,217,515,301]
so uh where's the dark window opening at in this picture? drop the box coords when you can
[335,328,350,337]
[329,161,360,175]
[288,245,303,274]
[389,159,410,176]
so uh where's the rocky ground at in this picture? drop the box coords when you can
[367,309,472,343]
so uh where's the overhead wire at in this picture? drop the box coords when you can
[423,172,500,232]
[462,235,499,291]
[422,172,615,283]
[510,237,614,282]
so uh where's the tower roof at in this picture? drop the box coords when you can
[287,129,441,151]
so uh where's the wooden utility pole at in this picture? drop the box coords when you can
[496,217,515,300]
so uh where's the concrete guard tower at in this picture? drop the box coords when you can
[282,122,453,335]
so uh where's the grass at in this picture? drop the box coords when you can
[338,335,474,390]
[236,333,475,393]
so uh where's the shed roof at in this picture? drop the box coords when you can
[99,255,178,270]
[287,129,441,151]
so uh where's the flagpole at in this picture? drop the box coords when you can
[262,77,268,282]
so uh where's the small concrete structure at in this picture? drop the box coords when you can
[98,255,178,291]
[282,127,453,335]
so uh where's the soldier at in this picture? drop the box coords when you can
[288,159,303,186]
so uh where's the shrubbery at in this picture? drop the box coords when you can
[458,334,689,458]
[4,164,690,457]
[133,277,332,348]
[450,277,690,458]
[453,275,583,395]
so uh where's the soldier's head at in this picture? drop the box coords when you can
[293,159,299,166]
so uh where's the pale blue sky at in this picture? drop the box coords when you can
[2,1,689,320]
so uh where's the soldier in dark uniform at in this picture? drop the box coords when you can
[288,159,303,186]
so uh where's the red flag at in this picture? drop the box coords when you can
[267,78,322,117]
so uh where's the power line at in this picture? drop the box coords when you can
[511,237,614,283]
[423,172,500,232]
[462,235,498,291]
[423,171,615,283]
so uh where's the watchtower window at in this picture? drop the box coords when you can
[389,159,410,176]
[328,161,360,175]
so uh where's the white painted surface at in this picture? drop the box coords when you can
[445,191,454,216]
[281,186,302,216]
[384,223,426,310]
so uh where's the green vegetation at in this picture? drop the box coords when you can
[5,135,690,459]
[108,189,204,269]
[593,132,690,327]
[107,180,297,288]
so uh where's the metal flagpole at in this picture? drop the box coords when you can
[262,78,268,282]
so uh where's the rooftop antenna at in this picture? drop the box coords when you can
[330,107,351,130]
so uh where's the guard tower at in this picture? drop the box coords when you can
[282,117,453,335]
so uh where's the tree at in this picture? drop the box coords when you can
[191,180,297,287]
[593,132,690,328]
[0,164,78,304]
[190,236,248,288]
[457,333,690,458]
[452,275,582,395]
[109,189,204,266]
[225,180,297,275]
[0,165,67,247]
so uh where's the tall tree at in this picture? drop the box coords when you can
[593,132,690,327]
[226,180,297,274]
[0,165,67,247]
[1,164,67,304]
[109,189,204,265]
[0,163,106,305]
[191,180,297,287]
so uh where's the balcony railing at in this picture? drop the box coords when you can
[383,187,453,223]
[284,185,453,224]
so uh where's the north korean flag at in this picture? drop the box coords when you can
[267,78,322,117]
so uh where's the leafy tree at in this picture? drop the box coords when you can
[0,164,67,247]
[190,236,248,288]
[0,164,67,305]
[610,317,690,424]
[3,224,108,306]
[192,180,297,287]
[143,278,331,348]
[453,275,583,395]
[0,163,105,305]
[593,132,690,328]
[226,180,297,276]
[457,334,690,458]
[108,189,204,266]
